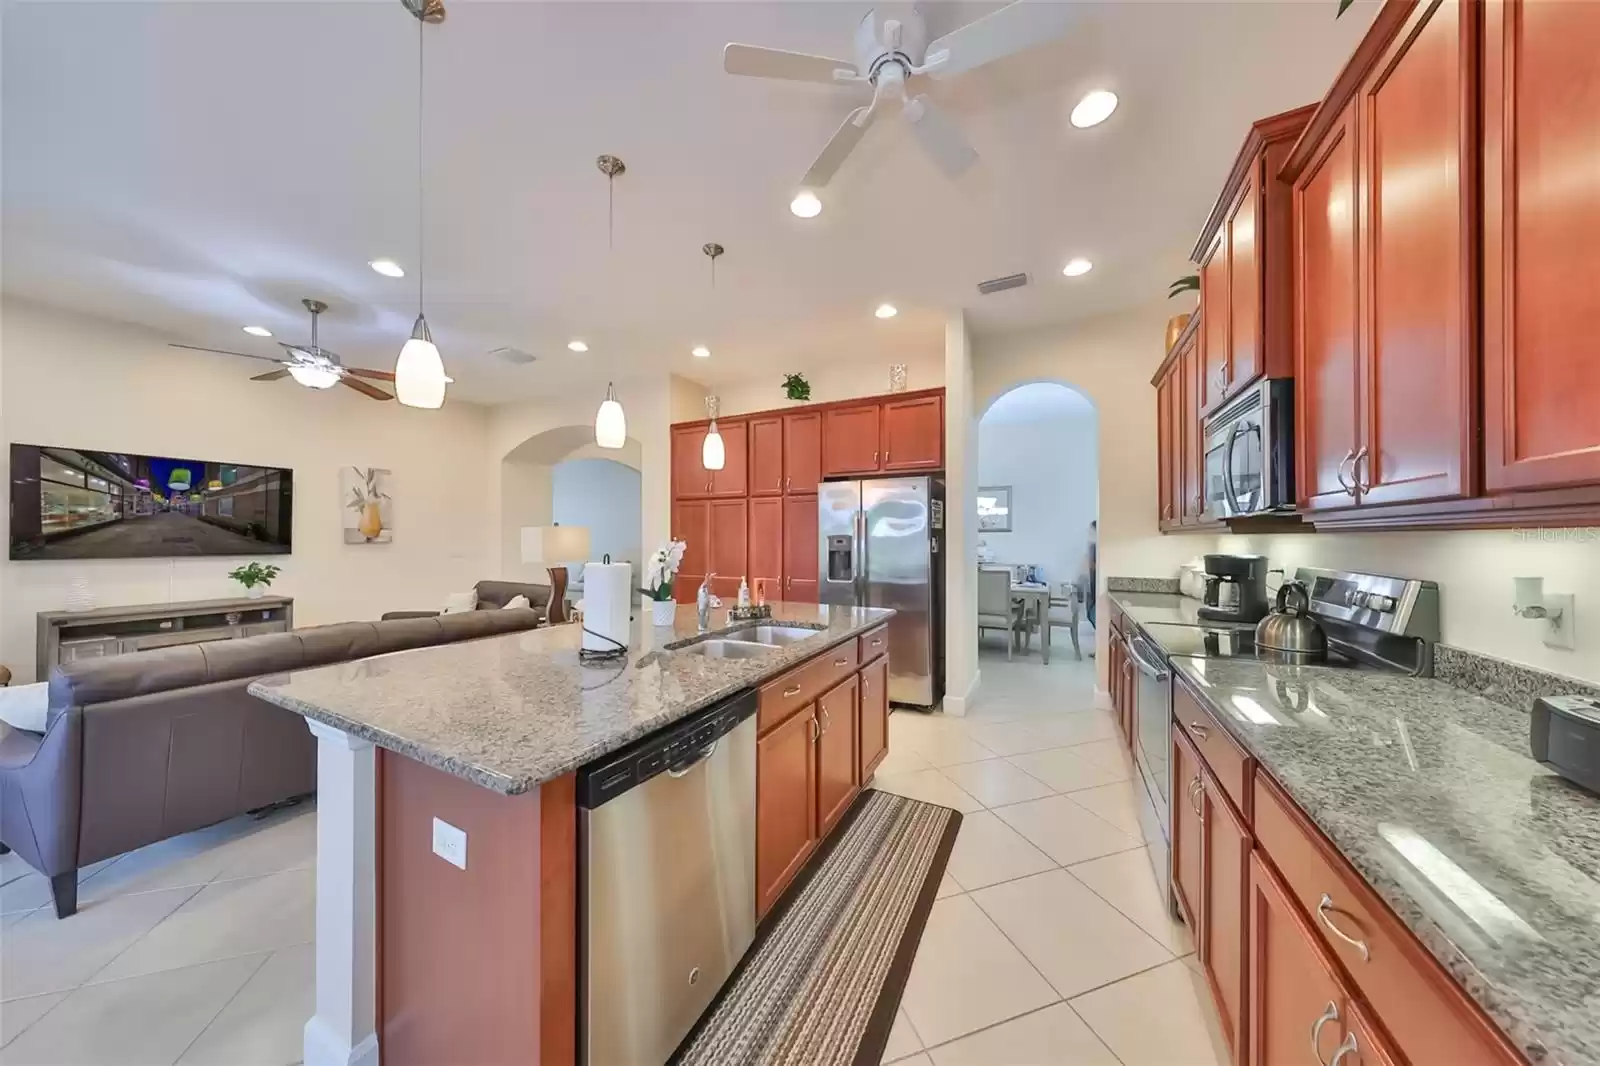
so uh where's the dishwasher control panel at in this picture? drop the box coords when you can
[577,689,758,810]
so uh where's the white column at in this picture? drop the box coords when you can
[943,311,980,716]
[304,720,380,1066]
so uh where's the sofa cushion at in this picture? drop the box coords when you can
[296,622,384,667]
[437,608,540,641]
[50,644,209,717]
[200,633,307,683]
[474,580,553,611]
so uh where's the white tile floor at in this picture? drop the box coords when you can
[0,646,1228,1066]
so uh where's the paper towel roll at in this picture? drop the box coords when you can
[582,562,633,653]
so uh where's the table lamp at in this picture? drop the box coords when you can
[520,525,591,624]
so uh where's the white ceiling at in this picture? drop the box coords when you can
[1,1,1376,405]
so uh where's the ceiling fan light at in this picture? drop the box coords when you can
[595,382,627,449]
[702,421,726,471]
[395,314,448,409]
[287,363,341,390]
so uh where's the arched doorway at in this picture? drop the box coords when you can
[498,427,642,588]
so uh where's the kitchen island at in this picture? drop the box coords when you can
[249,601,894,1066]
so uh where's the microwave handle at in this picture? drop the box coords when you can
[1223,421,1245,515]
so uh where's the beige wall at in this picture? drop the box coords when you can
[0,300,496,683]
[713,353,945,418]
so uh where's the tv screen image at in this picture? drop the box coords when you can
[8,444,293,560]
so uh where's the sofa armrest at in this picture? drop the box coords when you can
[381,610,442,621]
[0,710,83,879]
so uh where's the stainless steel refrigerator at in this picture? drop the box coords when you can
[818,476,944,709]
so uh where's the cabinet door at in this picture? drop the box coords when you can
[749,416,785,497]
[858,656,889,781]
[783,411,823,494]
[1293,103,1363,511]
[1182,331,1207,523]
[748,496,784,598]
[816,676,860,837]
[1358,0,1475,506]
[1157,369,1177,528]
[756,706,818,919]
[1228,166,1262,398]
[672,500,710,602]
[1199,230,1231,415]
[1203,775,1250,1065]
[672,425,711,498]
[1247,853,1348,1066]
[882,395,944,470]
[707,498,748,600]
[1484,0,1600,491]
[1171,728,1204,930]
[822,404,882,476]
[709,420,749,498]
[782,495,819,602]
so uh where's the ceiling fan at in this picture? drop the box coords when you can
[170,299,399,400]
[724,1,1077,190]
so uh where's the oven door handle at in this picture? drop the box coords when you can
[1127,637,1170,682]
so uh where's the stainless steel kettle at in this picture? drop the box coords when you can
[1255,580,1329,662]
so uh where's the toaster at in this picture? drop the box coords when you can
[1531,696,1600,795]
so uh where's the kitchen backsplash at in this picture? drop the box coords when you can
[1433,644,1600,713]
[1106,575,1180,594]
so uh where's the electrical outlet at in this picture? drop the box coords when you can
[1544,593,1577,650]
[432,817,467,870]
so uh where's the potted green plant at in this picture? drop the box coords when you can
[643,540,688,625]
[229,561,282,600]
[782,373,812,402]
[1166,274,1200,351]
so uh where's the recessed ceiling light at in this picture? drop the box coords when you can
[692,345,711,358]
[568,340,589,353]
[242,325,273,338]
[1062,258,1094,277]
[368,259,405,278]
[790,191,822,218]
[1070,90,1118,129]
[875,303,898,319]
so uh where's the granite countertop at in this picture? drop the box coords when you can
[249,603,894,796]
[1114,596,1600,1065]
[1107,589,1211,628]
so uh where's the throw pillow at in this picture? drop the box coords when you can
[502,594,531,610]
[441,590,478,615]
[0,682,50,734]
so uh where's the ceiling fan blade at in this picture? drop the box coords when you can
[339,376,395,401]
[905,95,978,178]
[345,367,397,382]
[923,0,1078,80]
[168,343,282,363]
[801,106,875,188]
[723,43,856,83]
[251,369,292,382]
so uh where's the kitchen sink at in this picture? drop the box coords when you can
[730,625,823,647]
[677,639,778,660]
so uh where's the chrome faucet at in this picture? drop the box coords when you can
[697,574,717,632]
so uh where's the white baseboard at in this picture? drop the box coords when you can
[942,669,982,717]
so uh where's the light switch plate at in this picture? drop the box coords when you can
[432,817,467,870]
[1544,594,1576,650]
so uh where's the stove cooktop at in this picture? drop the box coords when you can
[1137,621,1364,668]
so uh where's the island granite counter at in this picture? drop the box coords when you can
[249,602,894,1066]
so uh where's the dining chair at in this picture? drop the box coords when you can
[976,567,1022,660]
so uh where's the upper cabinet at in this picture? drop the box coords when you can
[1195,106,1310,419]
[672,425,711,499]
[1483,0,1600,492]
[882,394,944,471]
[783,412,822,494]
[1153,313,1210,534]
[749,416,784,498]
[710,420,749,498]
[672,419,749,498]
[822,403,883,477]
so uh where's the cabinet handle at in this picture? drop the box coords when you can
[1188,721,1209,740]
[1187,776,1205,821]
[1328,1033,1359,1066]
[873,450,879,465]
[1163,504,1174,521]
[1317,894,1371,961]
[870,638,883,647]
[885,450,890,463]
[809,717,819,743]
[786,476,791,491]
[783,684,802,698]
[1353,446,1370,494]
[833,657,848,667]
[1310,1002,1340,1066]
[821,708,831,734]
[1336,450,1358,498]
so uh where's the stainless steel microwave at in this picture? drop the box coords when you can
[1202,378,1295,519]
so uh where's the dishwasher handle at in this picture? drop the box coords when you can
[1127,636,1171,682]
[666,739,718,778]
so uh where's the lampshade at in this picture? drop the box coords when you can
[595,382,626,449]
[702,420,725,471]
[288,363,340,390]
[395,314,448,409]
[521,525,592,565]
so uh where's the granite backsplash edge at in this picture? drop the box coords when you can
[1433,644,1600,712]
[1106,575,1180,594]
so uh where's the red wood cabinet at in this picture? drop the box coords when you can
[1181,328,1206,523]
[1157,366,1177,528]
[1200,231,1231,415]
[1172,729,1204,930]
[815,676,859,837]
[822,404,882,476]
[1228,171,1262,397]
[882,394,944,471]
[782,495,819,602]
[709,420,749,498]
[857,655,888,781]
[1153,314,1207,534]
[748,496,783,597]
[1483,0,1600,492]
[707,498,748,599]
[783,411,821,494]
[672,500,711,601]
[1203,774,1251,1065]
[748,416,784,497]
[672,425,711,499]
[1247,853,1349,1066]
[756,705,817,918]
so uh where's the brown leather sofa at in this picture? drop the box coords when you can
[0,608,542,918]
[381,578,568,624]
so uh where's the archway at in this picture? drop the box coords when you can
[498,426,642,587]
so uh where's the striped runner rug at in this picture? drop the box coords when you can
[673,789,962,1066]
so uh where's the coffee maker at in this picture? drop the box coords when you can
[1198,554,1271,623]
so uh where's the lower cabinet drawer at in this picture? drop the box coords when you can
[758,639,864,734]
[858,625,888,663]
[1252,775,1523,1066]
[1174,675,1253,814]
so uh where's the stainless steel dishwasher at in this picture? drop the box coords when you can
[578,689,757,1066]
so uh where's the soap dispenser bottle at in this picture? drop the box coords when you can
[737,576,751,609]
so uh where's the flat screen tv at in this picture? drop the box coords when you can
[8,444,293,560]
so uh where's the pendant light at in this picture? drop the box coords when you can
[595,382,627,449]
[702,395,725,471]
[395,3,449,409]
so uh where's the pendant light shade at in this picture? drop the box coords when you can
[702,420,725,471]
[396,314,447,409]
[595,382,627,449]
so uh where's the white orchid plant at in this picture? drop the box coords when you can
[644,540,688,602]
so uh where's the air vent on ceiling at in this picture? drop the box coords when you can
[977,272,1030,296]
[489,346,537,365]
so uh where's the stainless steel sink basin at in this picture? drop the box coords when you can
[677,639,778,660]
[730,625,823,647]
